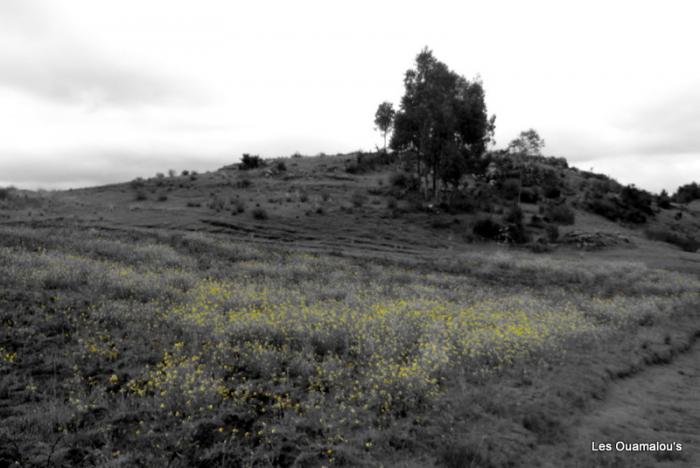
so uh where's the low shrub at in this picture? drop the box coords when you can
[251,207,268,220]
[545,203,575,225]
[236,178,252,189]
[520,187,539,204]
[276,161,287,172]
[505,205,524,224]
[473,218,502,240]
[157,194,168,202]
[233,199,246,214]
[545,224,560,243]
[645,227,699,252]
[502,178,520,201]
[239,154,264,170]
[135,190,148,201]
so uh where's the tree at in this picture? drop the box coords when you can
[508,129,545,156]
[374,102,395,152]
[390,48,495,200]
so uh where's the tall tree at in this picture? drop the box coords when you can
[508,129,545,156]
[374,102,395,152]
[390,48,495,200]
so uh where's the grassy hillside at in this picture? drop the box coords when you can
[0,152,699,467]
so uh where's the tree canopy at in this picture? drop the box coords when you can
[390,48,495,199]
[507,129,545,157]
[374,102,395,152]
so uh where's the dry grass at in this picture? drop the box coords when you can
[0,225,698,466]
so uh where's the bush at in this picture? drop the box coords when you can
[135,190,148,201]
[657,190,672,209]
[208,196,225,211]
[645,227,699,252]
[543,185,561,199]
[181,170,190,176]
[239,154,264,170]
[130,177,145,189]
[673,182,700,203]
[276,161,287,172]
[502,178,520,200]
[505,205,523,224]
[233,199,246,214]
[520,187,539,204]
[545,203,575,225]
[345,151,395,174]
[0,187,12,200]
[502,223,530,244]
[157,194,168,202]
[236,178,252,189]
[390,171,413,189]
[251,207,268,220]
[545,224,560,243]
[473,218,502,240]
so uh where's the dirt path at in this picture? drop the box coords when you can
[528,339,700,467]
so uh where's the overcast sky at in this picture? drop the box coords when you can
[1,0,699,193]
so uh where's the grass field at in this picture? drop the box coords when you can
[1,223,699,467]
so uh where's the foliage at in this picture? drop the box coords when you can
[545,203,575,225]
[672,182,700,204]
[239,154,264,170]
[345,151,395,174]
[472,217,502,240]
[645,227,699,252]
[251,207,268,220]
[374,101,395,152]
[657,189,672,209]
[508,129,545,156]
[390,48,495,199]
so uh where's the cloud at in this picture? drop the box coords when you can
[0,0,197,109]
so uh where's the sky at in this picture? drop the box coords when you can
[1,0,699,193]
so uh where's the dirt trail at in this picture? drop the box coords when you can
[529,339,700,467]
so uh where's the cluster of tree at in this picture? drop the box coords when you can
[673,182,700,204]
[375,48,495,201]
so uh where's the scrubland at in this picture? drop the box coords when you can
[0,225,699,467]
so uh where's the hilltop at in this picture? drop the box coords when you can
[1,150,698,275]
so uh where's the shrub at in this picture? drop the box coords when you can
[157,194,168,202]
[233,199,246,214]
[345,151,395,174]
[545,203,575,225]
[239,154,264,170]
[645,227,699,252]
[321,191,331,202]
[130,177,145,189]
[673,182,700,203]
[186,201,201,207]
[236,178,252,189]
[620,185,653,216]
[502,223,530,244]
[505,204,523,224]
[545,224,560,243]
[390,171,413,189]
[657,190,672,209]
[473,218,502,240]
[208,196,225,211]
[168,169,176,178]
[502,178,520,200]
[156,172,165,179]
[276,161,287,172]
[0,187,11,200]
[543,185,561,199]
[519,187,539,204]
[251,207,268,220]
[386,197,397,209]
[181,170,190,176]
[135,190,148,201]
[299,191,309,203]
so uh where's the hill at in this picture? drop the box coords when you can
[0,152,699,467]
